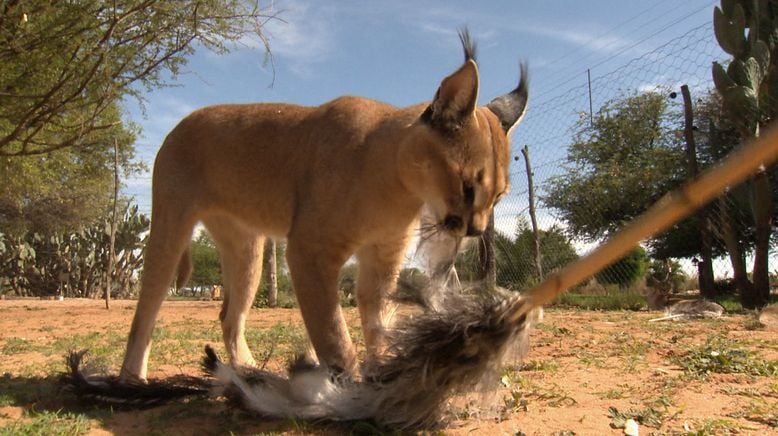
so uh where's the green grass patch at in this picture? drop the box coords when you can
[611,331,650,355]
[0,392,14,407]
[535,323,575,337]
[505,381,577,409]
[720,384,762,397]
[0,410,91,436]
[245,322,308,362]
[162,320,221,342]
[681,418,742,435]
[675,337,778,379]
[608,405,666,429]
[2,337,35,355]
[596,388,629,400]
[577,350,608,368]
[551,292,646,311]
[743,316,766,331]
[49,330,125,362]
[518,359,559,372]
[728,399,778,428]
[711,294,778,313]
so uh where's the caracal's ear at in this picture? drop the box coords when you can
[487,62,529,135]
[423,30,480,132]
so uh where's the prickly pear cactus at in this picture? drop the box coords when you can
[0,205,149,298]
[713,0,778,135]
[713,0,776,310]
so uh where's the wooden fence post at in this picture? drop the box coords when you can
[522,145,543,281]
[680,85,715,298]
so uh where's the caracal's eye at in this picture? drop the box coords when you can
[463,181,475,205]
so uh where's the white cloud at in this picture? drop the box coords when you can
[261,1,336,76]
[523,25,632,55]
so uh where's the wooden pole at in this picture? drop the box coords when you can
[478,214,497,290]
[522,145,543,281]
[587,69,594,127]
[267,240,278,307]
[485,214,496,290]
[511,121,778,319]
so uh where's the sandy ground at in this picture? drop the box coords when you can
[0,298,777,435]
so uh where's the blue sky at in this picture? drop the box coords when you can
[124,0,723,241]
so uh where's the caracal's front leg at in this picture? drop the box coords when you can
[218,237,265,368]
[286,237,357,375]
[355,237,408,358]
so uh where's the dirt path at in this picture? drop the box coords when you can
[1,299,777,435]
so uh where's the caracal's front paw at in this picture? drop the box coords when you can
[230,343,258,369]
[119,366,148,384]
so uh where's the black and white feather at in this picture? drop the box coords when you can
[202,292,535,429]
[63,349,210,408]
[63,292,537,429]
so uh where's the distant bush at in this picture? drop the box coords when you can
[594,246,649,288]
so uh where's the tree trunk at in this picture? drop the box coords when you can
[105,139,119,309]
[719,195,755,306]
[751,169,772,308]
[265,239,278,307]
[681,85,715,298]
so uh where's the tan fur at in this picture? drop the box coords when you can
[120,40,527,381]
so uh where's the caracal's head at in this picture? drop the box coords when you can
[403,30,528,238]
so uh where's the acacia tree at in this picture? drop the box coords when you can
[543,91,710,292]
[0,0,272,156]
[544,92,684,241]
[545,86,778,305]
[0,103,140,235]
[1,0,273,236]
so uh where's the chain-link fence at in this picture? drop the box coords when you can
[487,19,774,302]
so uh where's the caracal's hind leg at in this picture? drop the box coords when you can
[286,238,356,375]
[121,208,197,382]
[356,238,408,358]
[205,217,265,368]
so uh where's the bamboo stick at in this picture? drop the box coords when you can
[512,122,778,321]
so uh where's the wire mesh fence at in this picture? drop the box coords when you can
[486,19,774,301]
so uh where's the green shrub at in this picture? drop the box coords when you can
[594,246,649,288]
[552,291,646,311]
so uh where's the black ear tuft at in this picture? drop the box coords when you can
[459,28,477,62]
[487,61,529,134]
